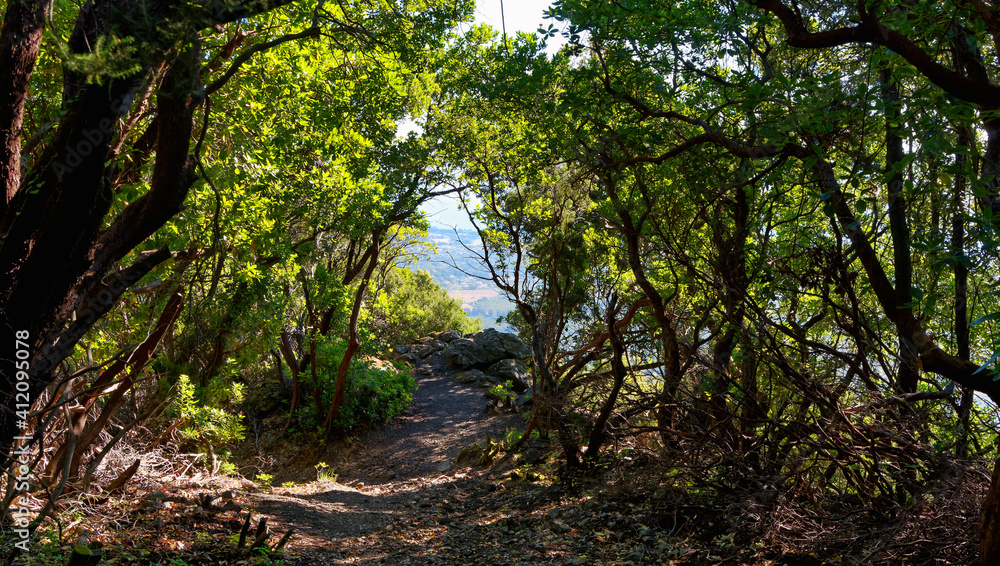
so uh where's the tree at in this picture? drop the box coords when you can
[0,0,470,470]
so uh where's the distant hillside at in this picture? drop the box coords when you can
[411,227,515,331]
[411,226,495,291]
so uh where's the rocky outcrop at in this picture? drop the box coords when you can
[444,329,531,370]
[389,331,468,364]
[388,328,534,414]
[442,338,491,369]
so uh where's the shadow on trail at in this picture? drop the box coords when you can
[254,486,398,538]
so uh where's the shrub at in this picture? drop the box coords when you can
[331,363,416,430]
[170,375,245,467]
[366,267,481,347]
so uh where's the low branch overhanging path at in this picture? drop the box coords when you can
[251,352,522,564]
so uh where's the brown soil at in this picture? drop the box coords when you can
[249,351,527,565]
[67,348,982,566]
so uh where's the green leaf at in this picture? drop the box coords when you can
[978,350,1000,375]
[971,312,1000,326]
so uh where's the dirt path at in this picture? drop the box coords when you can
[251,352,523,565]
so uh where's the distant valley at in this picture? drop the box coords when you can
[410,226,516,330]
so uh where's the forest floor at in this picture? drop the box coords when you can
[64,351,984,566]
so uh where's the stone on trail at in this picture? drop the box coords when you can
[486,359,530,392]
[455,369,491,386]
[474,328,531,361]
[444,329,532,370]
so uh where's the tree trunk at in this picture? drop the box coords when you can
[279,332,302,415]
[0,0,296,471]
[0,0,51,208]
[881,65,919,393]
[982,460,1000,565]
[954,126,973,457]
[324,241,381,436]
[585,294,626,461]
[606,173,683,445]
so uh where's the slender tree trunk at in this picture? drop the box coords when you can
[881,65,919,393]
[324,241,380,436]
[708,181,750,442]
[606,174,683,444]
[586,294,626,461]
[279,331,302,415]
[954,126,973,458]
[982,460,1000,565]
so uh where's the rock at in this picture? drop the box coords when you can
[221,500,243,512]
[243,380,289,417]
[444,338,493,370]
[438,516,454,525]
[410,339,446,359]
[436,461,452,472]
[220,489,236,500]
[438,331,462,343]
[426,338,449,350]
[522,448,544,466]
[409,344,434,359]
[391,344,411,356]
[145,490,167,501]
[567,558,587,566]
[486,359,530,392]
[553,520,572,534]
[628,546,646,561]
[473,328,532,361]
[483,402,499,416]
[546,508,563,520]
[515,391,533,408]
[455,369,489,385]
[444,329,531,370]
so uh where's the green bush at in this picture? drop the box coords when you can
[366,267,481,347]
[172,374,246,449]
[332,363,416,430]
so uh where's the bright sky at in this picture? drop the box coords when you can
[419,0,562,230]
[469,0,561,44]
